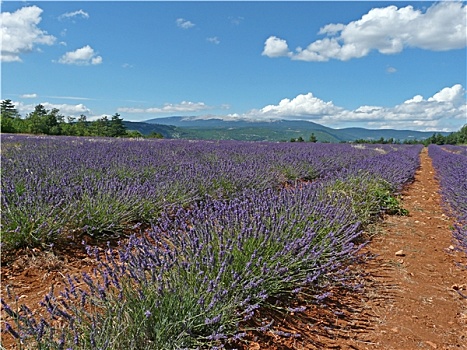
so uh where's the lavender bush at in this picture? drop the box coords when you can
[1,140,423,349]
[428,144,467,257]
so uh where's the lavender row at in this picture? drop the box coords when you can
[1,135,405,249]
[428,144,467,257]
[334,144,422,191]
[2,143,423,349]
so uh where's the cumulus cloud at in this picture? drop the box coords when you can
[58,45,102,65]
[1,5,56,62]
[262,36,292,58]
[14,101,91,117]
[225,84,466,131]
[263,1,466,62]
[176,18,195,29]
[428,84,465,104]
[248,93,343,118]
[58,9,89,20]
[117,101,211,114]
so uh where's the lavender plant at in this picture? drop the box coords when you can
[428,144,467,257]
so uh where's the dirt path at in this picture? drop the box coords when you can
[2,148,467,349]
[353,148,467,349]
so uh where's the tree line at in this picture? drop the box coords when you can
[0,100,163,139]
[352,125,467,145]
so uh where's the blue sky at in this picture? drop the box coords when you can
[1,1,466,131]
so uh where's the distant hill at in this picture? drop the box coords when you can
[138,116,448,142]
[123,121,178,138]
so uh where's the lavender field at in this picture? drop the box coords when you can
[1,135,424,349]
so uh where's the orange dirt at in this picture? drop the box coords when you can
[2,147,467,349]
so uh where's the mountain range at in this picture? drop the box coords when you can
[123,116,448,142]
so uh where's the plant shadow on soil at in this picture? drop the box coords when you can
[226,251,402,350]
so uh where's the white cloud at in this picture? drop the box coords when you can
[207,37,220,44]
[117,101,211,114]
[42,95,94,101]
[386,66,397,74]
[262,36,292,58]
[14,101,91,117]
[264,2,466,62]
[218,84,466,131]
[43,103,91,115]
[59,10,89,20]
[1,6,56,62]
[176,18,195,29]
[428,84,464,104]
[58,45,102,65]
[248,93,343,118]
[90,56,103,65]
[20,93,38,99]
[86,114,112,122]
[404,95,424,104]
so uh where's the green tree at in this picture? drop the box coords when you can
[126,130,144,138]
[42,108,60,135]
[75,115,89,136]
[91,116,110,136]
[147,131,163,139]
[48,108,65,135]
[0,99,20,118]
[0,99,21,133]
[60,116,77,135]
[25,104,49,134]
[458,125,467,144]
[309,133,317,143]
[445,132,458,145]
[109,113,127,137]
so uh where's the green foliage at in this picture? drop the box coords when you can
[147,131,164,139]
[354,137,399,144]
[352,125,467,146]
[325,173,408,226]
[126,130,144,138]
[0,99,22,133]
[1,201,70,250]
[0,99,20,119]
